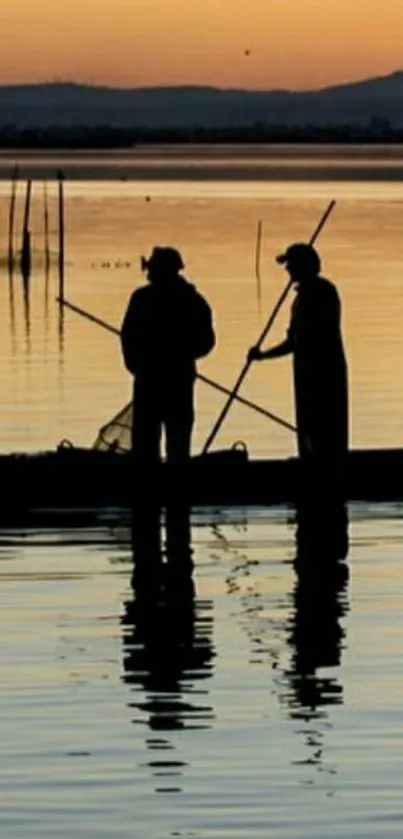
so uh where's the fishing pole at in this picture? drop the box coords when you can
[57,296,296,434]
[201,199,336,455]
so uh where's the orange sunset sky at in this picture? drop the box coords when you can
[0,0,401,90]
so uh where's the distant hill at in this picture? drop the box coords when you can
[1,71,403,128]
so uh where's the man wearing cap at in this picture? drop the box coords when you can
[248,243,348,488]
[121,246,216,467]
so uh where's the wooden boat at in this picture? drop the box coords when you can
[1,441,403,528]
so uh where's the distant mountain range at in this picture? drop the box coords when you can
[1,70,403,128]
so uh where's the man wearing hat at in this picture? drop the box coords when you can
[248,243,348,489]
[121,246,216,466]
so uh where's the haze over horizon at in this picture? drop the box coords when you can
[1,0,402,91]
[2,68,403,95]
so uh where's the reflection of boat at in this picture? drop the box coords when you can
[1,443,403,527]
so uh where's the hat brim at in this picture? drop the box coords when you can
[276,253,287,264]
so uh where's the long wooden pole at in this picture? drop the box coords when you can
[8,271,16,352]
[56,296,297,434]
[57,171,65,301]
[255,219,263,315]
[43,181,50,273]
[20,179,32,280]
[7,164,19,272]
[201,199,336,454]
[21,179,32,244]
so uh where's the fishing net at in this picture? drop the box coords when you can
[92,399,250,463]
[92,402,132,452]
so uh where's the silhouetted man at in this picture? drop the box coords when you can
[121,246,216,466]
[248,243,348,495]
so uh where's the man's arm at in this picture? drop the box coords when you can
[248,338,293,363]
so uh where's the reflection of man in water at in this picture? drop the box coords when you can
[248,243,348,493]
[286,561,349,735]
[121,502,215,733]
[120,246,216,465]
[287,508,350,716]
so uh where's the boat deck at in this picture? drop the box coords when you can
[1,445,403,527]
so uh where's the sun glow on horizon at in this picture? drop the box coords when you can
[0,0,402,91]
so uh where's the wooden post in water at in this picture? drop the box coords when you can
[43,181,50,274]
[7,164,19,272]
[20,179,32,281]
[255,219,263,315]
[57,170,65,301]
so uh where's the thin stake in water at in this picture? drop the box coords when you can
[255,219,263,315]
[20,179,32,281]
[43,181,50,273]
[8,164,19,273]
[57,171,65,301]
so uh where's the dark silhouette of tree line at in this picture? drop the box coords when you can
[0,117,401,149]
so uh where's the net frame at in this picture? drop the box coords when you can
[92,401,132,452]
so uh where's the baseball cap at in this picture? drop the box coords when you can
[276,242,320,270]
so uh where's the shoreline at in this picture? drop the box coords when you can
[1,139,403,154]
[1,143,403,182]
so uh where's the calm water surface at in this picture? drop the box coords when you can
[1,147,403,837]
[1,506,403,838]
